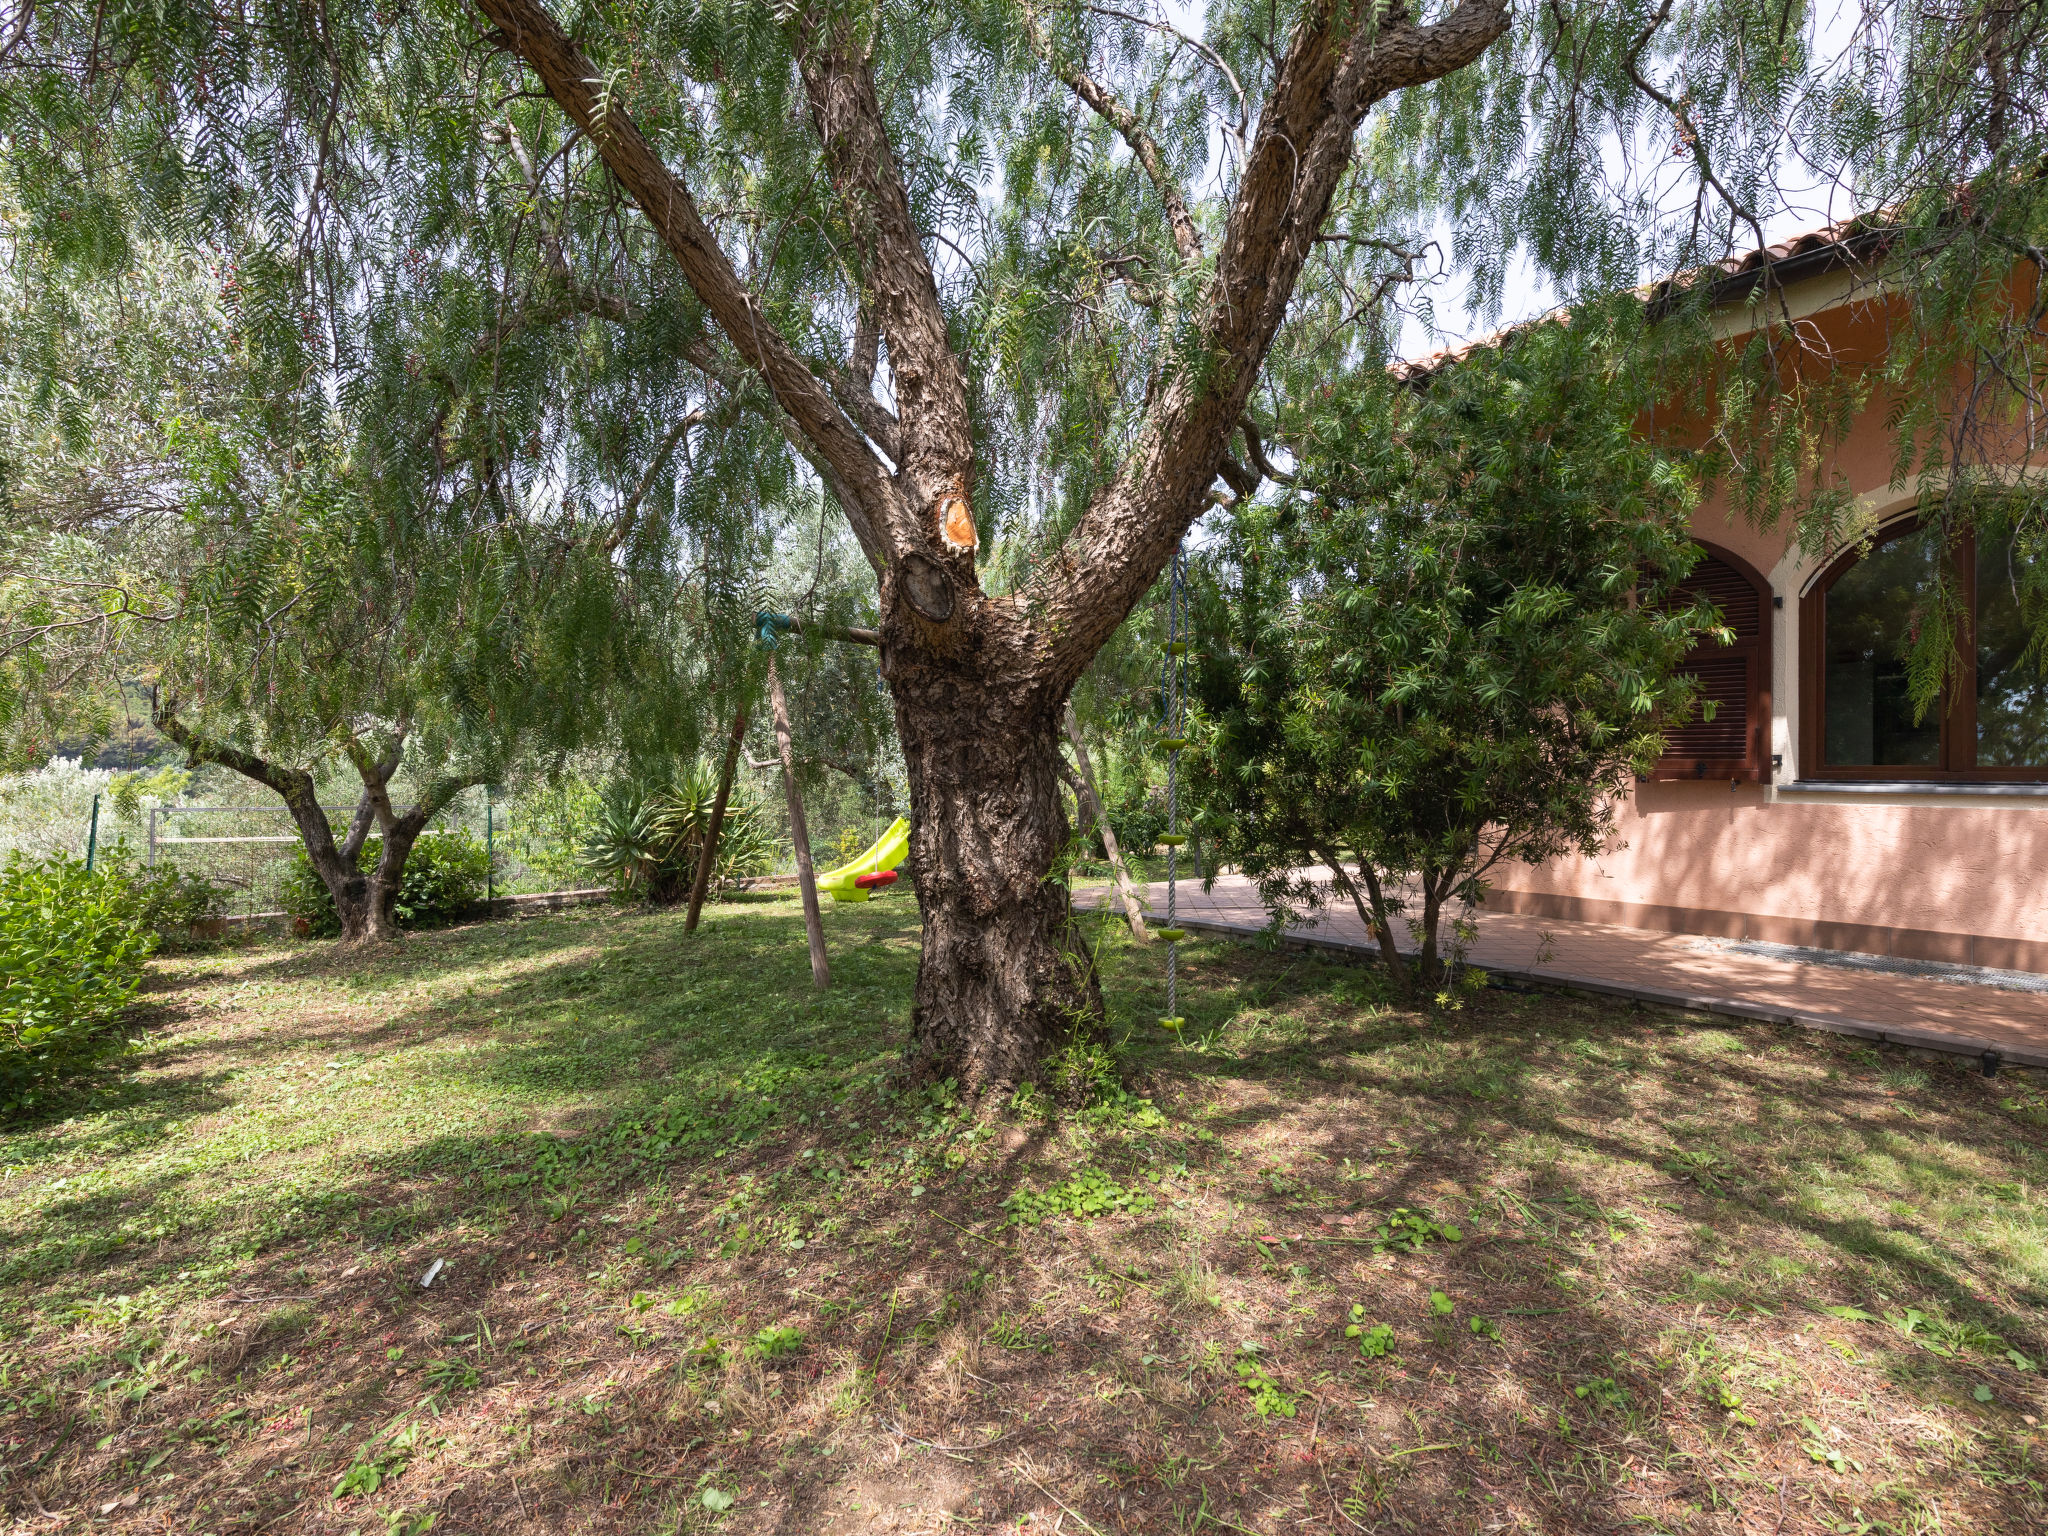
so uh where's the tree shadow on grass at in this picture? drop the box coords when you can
[5,906,2044,1535]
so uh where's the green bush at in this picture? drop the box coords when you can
[96,845,229,946]
[1100,782,1166,857]
[581,767,775,904]
[1,853,158,1114]
[280,829,493,937]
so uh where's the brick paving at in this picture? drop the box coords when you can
[1079,871,2048,1071]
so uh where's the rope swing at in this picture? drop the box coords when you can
[1157,544,1190,1032]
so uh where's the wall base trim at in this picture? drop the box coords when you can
[1482,888,2048,977]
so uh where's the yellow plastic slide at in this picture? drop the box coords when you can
[814,817,911,903]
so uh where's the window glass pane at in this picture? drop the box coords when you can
[1824,526,1942,767]
[1976,525,2048,768]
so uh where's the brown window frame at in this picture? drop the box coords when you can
[1798,514,2048,783]
[1649,542,1774,783]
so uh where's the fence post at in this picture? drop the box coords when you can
[485,786,495,904]
[147,806,158,867]
[85,793,101,871]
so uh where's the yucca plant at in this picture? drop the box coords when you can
[647,767,777,894]
[582,768,775,904]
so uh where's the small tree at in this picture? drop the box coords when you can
[1190,314,1711,998]
[0,241,704,942]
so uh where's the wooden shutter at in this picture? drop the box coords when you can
[1651,549,1772,781]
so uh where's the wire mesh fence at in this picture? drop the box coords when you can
[10,756,912,917]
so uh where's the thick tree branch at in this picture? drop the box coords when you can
[605,409,706,552]
[1239,418,1295,485]
[342,733,407,837]
[153,696,355,892]
[1037,0,1512,678]
[791,8,976,560]
[1024,9,1204,262]
[474,0,912,567]
[821,362,903,464]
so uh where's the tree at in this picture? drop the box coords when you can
[464,0,1516,1084]
[1188,312,1708,998]
[4,0,2041,1080]
[0,238,705,941]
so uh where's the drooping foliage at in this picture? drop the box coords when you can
[0,0,2042,1052]
[3,0,2039,611]
[1189,310,1709,996]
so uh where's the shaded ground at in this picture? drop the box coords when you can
[1,892,2045,1535]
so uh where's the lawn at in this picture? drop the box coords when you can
[2,892,2045,1535]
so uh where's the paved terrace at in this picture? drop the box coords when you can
[1078,871,2048,1072]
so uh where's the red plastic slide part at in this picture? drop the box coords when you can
[854,870,899,890]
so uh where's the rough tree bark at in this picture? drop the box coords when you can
[475,0,1512,1087]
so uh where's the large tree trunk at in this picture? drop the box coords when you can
[347,823,429,943]
[894,674,1101,1089]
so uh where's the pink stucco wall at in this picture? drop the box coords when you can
[1498,779,2048,963]
[1491,270,2048,970]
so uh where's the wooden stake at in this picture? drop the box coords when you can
[1063,701,1149,944]
[685,702,749,934]
[768,658,830,988]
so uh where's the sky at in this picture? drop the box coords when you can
[1174,0,1868,361]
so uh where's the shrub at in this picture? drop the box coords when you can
[280,829,493,937]
[508,776,604,888]
[1,853,158,1114]
[1100,782,1166,857]
[96,846,229,946]
[581,767,775,904]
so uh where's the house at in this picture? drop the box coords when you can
[1480,224,2048,974]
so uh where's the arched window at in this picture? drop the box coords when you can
[1652,544,1773,781]
[1799,513,2048,780]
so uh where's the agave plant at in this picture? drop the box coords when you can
[582,768,776,904]
[579,782,677,901]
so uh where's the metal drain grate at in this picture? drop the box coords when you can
[1690,938,2048,995]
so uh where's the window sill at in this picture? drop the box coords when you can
[1780,779,2048,800]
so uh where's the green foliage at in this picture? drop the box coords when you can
[505,777,605,888]
[1001,1167,1157,1227]
[1345,1306,1396,1360]
[1372,1207,1464,1253]
[1233,1346,1298,1418]
[1574,1376,1630,1411]
[580,766,775,904]
[331,1422,428,1500]
[0,852,156,1113]
[745,1325,804,1361]
[280,831,492,937]
[1191,315,1708,997]
[118,855,227,944]
[1099,780,1166,859]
